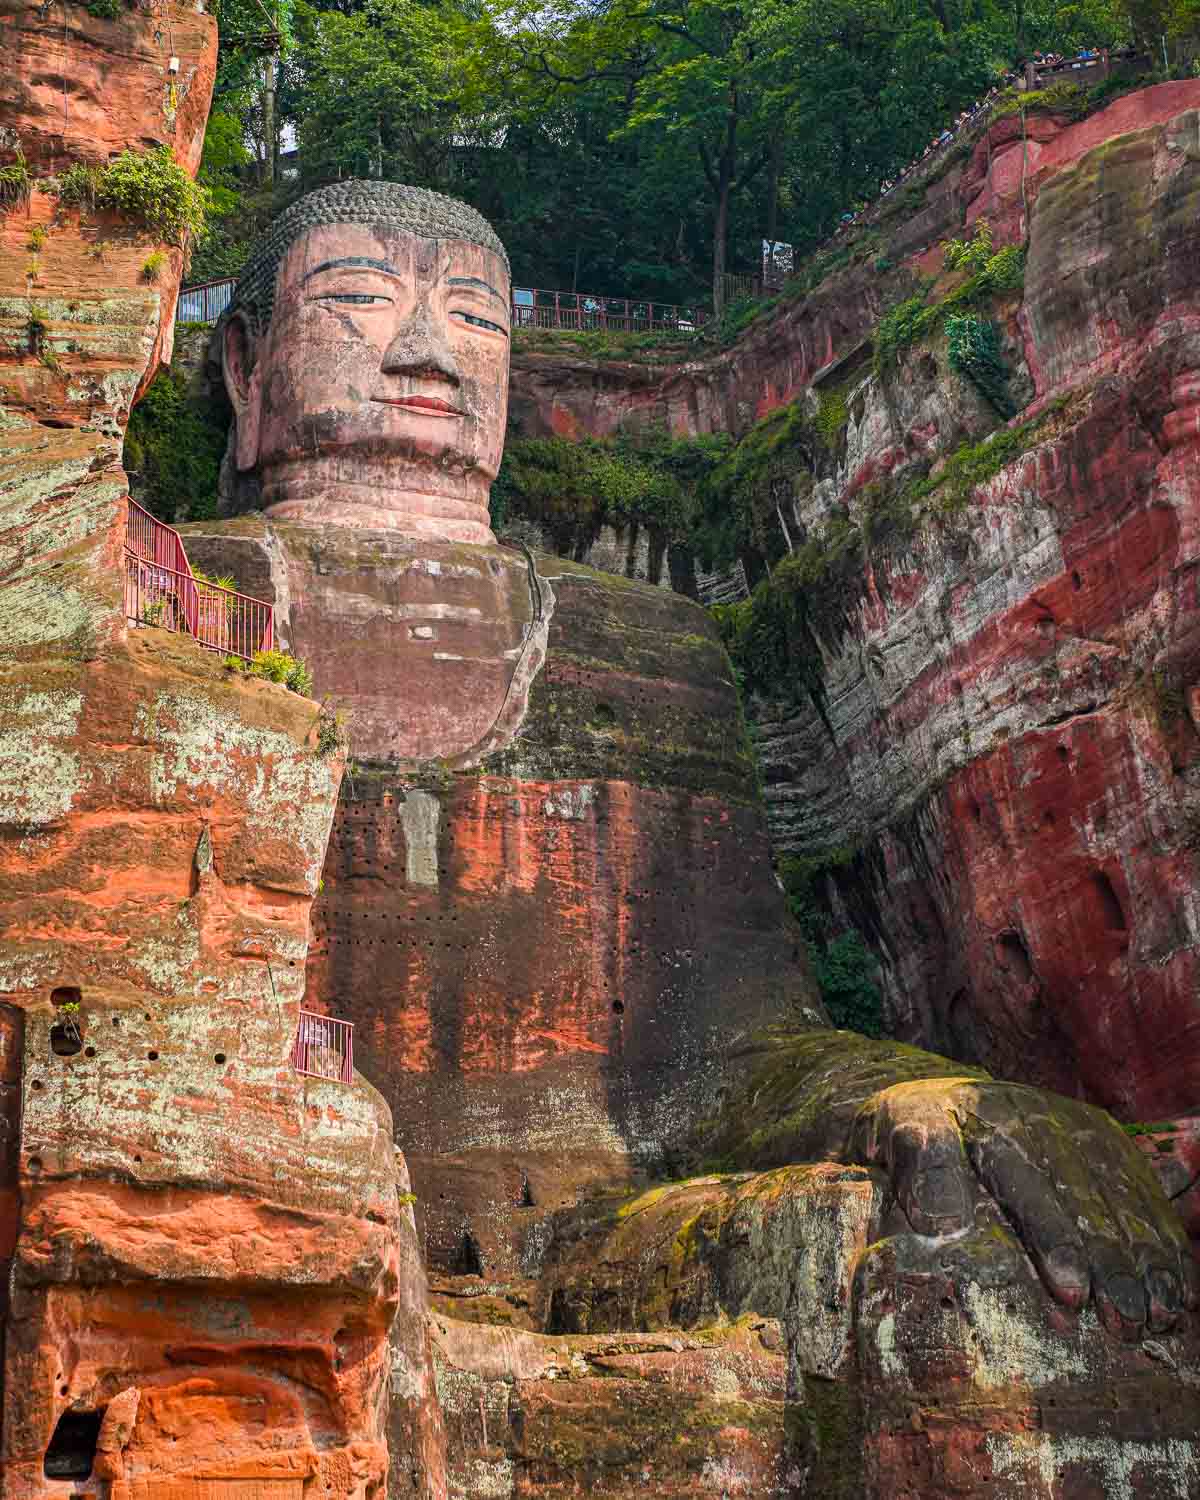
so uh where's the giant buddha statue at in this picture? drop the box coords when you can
[182,182,1200,1497]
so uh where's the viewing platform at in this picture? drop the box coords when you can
[124,497,274,661]
[292,1010,354,1083]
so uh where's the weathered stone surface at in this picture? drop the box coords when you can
[436,1157,1200,1498]
[0,8,443,1497]
[506,85,1200,1140]
[178,516,815,1278]
[430,1314,795,1499]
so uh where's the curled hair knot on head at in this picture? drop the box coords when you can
[228,180,510,341]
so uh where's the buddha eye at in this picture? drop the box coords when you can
[316,292,391,306]
[450,310,508,336]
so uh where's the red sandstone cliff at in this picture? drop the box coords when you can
[507,82,1200,1200]
[28,39,1200,1497]
[0,8,443,1499]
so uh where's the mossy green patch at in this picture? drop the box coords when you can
[693,1027,989,1173]
[492,426,732,560]
[801,1374,865,1499]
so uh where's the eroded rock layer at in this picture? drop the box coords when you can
[0,9,441,1500]
[178,516,814,1276]
[508,83,1200,1150]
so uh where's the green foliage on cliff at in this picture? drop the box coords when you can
[910,405,1062,514]
[101,148,209,244]
[814,390,851,452]
[124,368,227,525]
[941,217,994,272]
[946,313,1014,415]
[713,476,919,700]
[874,229,1025,375]
[225,649,314,696]
[492,429,733,556]
[779,853,885,1037]
[0,152,32,208]
[497,388,861,579]
[712,393,1072,701]
[47,148,209,245]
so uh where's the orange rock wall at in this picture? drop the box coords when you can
[0,8,443,1500]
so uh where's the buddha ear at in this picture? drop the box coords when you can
[222,311,264,472]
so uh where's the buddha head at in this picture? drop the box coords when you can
[222,181,510,545]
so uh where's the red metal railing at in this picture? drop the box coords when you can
[511,288,706,333]
[291,1010,354,1083]
[176,277,709,334]
[124,497,274,662]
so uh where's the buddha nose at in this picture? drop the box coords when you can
[381,312,460,387]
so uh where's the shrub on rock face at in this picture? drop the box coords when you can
[47,147,208,246]
[233,649,315,697]
[95,146,208,245]
[0,151,33,208]
[941,217,994,272]
[52,162,104,208]
[946,313,1014,416]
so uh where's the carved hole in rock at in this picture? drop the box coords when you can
[453,1229,485,1276]
[215,1052,226,1065]
[84,1046,96,1058]
[50,1025,82,1058]
[996,931,1034,983]
[1072,570,1082,591]
[147,1050,159,1062]
[30,1079,43,1092]
[1090,870,1127,932]
[612,1000,625,1014]
[44,1407,104,1479]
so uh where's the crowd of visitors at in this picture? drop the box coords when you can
[833,45,1138,234]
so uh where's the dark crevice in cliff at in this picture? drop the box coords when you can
[1169,1168,1200,1202]
[1036,699,1101,728]
[44,1407,103,1479]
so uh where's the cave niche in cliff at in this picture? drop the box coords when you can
[43,1407,104,1479]
[452,1229,485,1276]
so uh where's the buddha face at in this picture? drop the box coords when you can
[224,222,510,545]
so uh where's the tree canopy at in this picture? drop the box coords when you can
[191,0,1180,302]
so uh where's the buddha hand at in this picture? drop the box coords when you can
[849,1077,1197,1339]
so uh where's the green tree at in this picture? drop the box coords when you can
[292,0,475,186]
[486,0,778,310]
